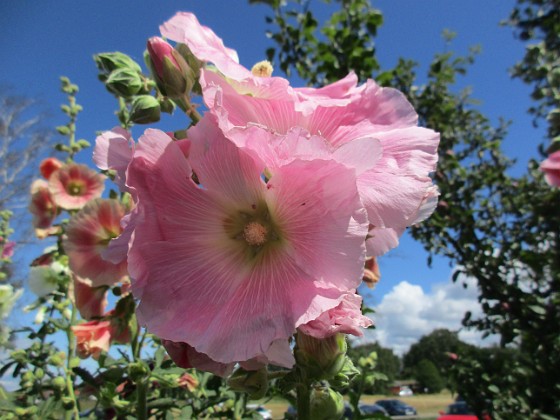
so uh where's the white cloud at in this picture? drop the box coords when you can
[360,276,499,355]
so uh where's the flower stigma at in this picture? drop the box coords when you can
[243,221,269,246]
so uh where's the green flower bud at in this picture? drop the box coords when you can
[331,356,360,388]
[35,367,45,379]
[94,52,142,75]
[227,367,268,400]
[129,95,161,124]
[105,68,144,98]
[159,97,176,114]
[52,376,66,391]
[310,386,344,420]
[295,332,347,381]
[62,397,75,410]
[128,361,149,382]
[11,349,27,363]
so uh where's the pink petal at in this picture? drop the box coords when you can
[540,150,560,187]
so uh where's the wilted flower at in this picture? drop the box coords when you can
[162,340,234,377]
[540,150,560,187]
[72,319,113,359]
[177,372,198,392]
[362,256,380,288]
[72,312,130,359]
[48,163,105,210]
[63,199,128,287]
[39,157,63,179]
[29,179,59,229]
[1,240,15,259]
[122,120,367,366]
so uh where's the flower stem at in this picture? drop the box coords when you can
[64,305,79,420]
[296,382,311,420]
[136,379,148,420]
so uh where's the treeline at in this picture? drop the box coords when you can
[348,328,518,397]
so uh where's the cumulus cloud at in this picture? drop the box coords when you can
[361,276,499,355]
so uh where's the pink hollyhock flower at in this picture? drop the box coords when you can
[162,340,235,377]
[540,150,560,187]
[1,241,15,259]
[93,127,134,193]
[69,274,108,320]
[299,293,372,339]
[29,179,59,229]
[63,199,128,287]
[72,319,113,359]
[72,312,130,359]
[39,157,63,180]
[160,12,439,257]
[122,119,368,366]
[48,163,105,210]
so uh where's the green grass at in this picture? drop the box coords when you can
[263,391,455,419]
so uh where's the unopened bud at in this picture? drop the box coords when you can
[310,386,344,420]
[251,60,273,77]
[129,95,161,124]
[128,361,149,382]
[39,158,63,180]
[52,376,66,390]
[147,37,195,100]
[94,52,142,75]
[227,367,268,400]
[105,68,144,97]
[295,332,347,381]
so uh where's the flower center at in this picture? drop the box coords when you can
[67,181,84,196]
[243,221,269,246]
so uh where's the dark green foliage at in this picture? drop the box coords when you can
[255,0,560,417]
[414,359,444,394]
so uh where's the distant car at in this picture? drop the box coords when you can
[437,401,491,420]
[398,386,414,396]
[358,403,389,417]
[375,399,417,416]
[247,404,272,419]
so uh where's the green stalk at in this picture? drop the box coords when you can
[64,305,79,420]
[296,382,311,420]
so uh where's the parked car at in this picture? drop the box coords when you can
[398,386,414,396]
[247,404,272,419]
[437,401,491,420]
[375,399,417,416]
[358,403,389,417]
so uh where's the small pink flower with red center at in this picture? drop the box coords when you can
[63,198,128,287]
[69,274,108,320]
[48,163,105,210]
[39,157,63,180]
[540,150,560,187]
[29,179,59,229]
[72,319,113,359]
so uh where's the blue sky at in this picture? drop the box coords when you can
[0,1,543,352]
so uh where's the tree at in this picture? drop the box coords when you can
[348,342,400,394]
[403,329,474,382]
[0,88,52,220]
[414,359,444,394]
[255,0,560,417]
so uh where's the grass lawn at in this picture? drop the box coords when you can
[263,391,455,419]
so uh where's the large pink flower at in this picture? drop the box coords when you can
[63,199,128,287]
[540,150,560,187]
[160,12,439,257]
[48,163,105,210]
[29,179,59,229]
[122,118,368,366]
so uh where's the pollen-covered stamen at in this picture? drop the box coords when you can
[243,221,269,246]
[251,60,273,77]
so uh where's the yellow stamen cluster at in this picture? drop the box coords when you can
[243,221,269,246]
[251,60,273,78]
